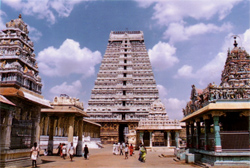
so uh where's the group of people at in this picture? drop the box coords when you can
[57,142,89,161]
[112,142,134,159]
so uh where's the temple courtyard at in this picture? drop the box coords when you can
[23,145,248,168]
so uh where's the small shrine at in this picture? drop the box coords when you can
[40,94,100,156]
[0,15,51,167]
[181,36,250,166]
[136,99,182,148]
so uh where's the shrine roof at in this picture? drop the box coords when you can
[0,87,51,108]
[181,100,250,122]
[83,118,101,127]
[0,95,15,106]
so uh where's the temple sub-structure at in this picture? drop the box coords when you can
[181,36,250,166]
[0,15,51,167]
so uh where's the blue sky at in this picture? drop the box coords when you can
[1,0,249,119]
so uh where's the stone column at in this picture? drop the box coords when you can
[195,119,200,149]
[68,116,75,144]
[240,111,250,149]
[35,108,41,146]
[212,112,222,152]
[48,116,55,153]
[203,115,210,150]
[167,132,170,147]
[139,131,144,145]
[190,121,194,148]
[76,118,83,156]
[1,110,13,150]
[186,123,190,148]
[175,131,179,148]
[149,131,152,147]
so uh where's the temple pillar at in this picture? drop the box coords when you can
[1,110,13,150]
[68,116,75,144]
[175,131,179,148]
[240,111,250,149]
[203,115,210,150]
[35,110,41,145]
[186,123,190,148]
[149,131,152,147]
[212,112,223,152]
[44,116,49,135]
[190,121,194,148]
[48,116,55,153]
[139,131,144,145]
[195,119,200,149]
[76,118,83,156]
[167,132,170,147]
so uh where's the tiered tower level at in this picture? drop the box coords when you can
[0,14,42,94]
[87,31,160,143]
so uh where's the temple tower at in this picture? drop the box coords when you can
[87,31,160,144]
[0,15,50,167]
[221,36,250,88]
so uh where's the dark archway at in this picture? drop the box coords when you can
[119,124,128,143]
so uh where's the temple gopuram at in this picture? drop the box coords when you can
[181,36,250,165]
[87,31,181,146]
[0,15,51,167]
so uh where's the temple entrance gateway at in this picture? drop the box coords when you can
[119,124,128,142]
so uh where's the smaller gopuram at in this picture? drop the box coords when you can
[181,36,250,166]
[136,99,182,148]
[40,94,100,156]
[0,14,51,167]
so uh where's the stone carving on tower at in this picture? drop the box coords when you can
[0,14,42,93]
[87,31,160,144]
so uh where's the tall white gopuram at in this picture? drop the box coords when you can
[87,31,160,144]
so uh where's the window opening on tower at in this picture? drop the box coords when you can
[123,90,126,95]
[124,60,127,63]
[122,101,126,106]
[124,66,127,70]
[123,73,127,77]
[123,81,127,86]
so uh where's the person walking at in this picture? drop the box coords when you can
[57,143,61,156]
[30,142,39,168]
[84,144,89,160]
[129,144,133,156]
[120,142,123,155]
[62,144,67,160]
[124,144,128,159]
[113,142,116,155]
[68,142,74,162]
[139,145,147,162]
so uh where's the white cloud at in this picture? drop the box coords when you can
[174,28,250,86]
[37,39,102,77]
[2,0,82,24]
[157,84,186,119]
[0,10,7,30]
[157,84,168,97]
[135,0,242,26]
[162,98,186,120]
[174,65,194,79]
[49,80,82,98]
[27,25,42,42]
[148,41,179,71]
[164,22,232,43]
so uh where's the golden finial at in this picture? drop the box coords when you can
[19,14,22,19]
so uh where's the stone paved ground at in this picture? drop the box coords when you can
[23,145,249,168]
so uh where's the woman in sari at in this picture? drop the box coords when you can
[129,144,133,156]
[139,145,147,162]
